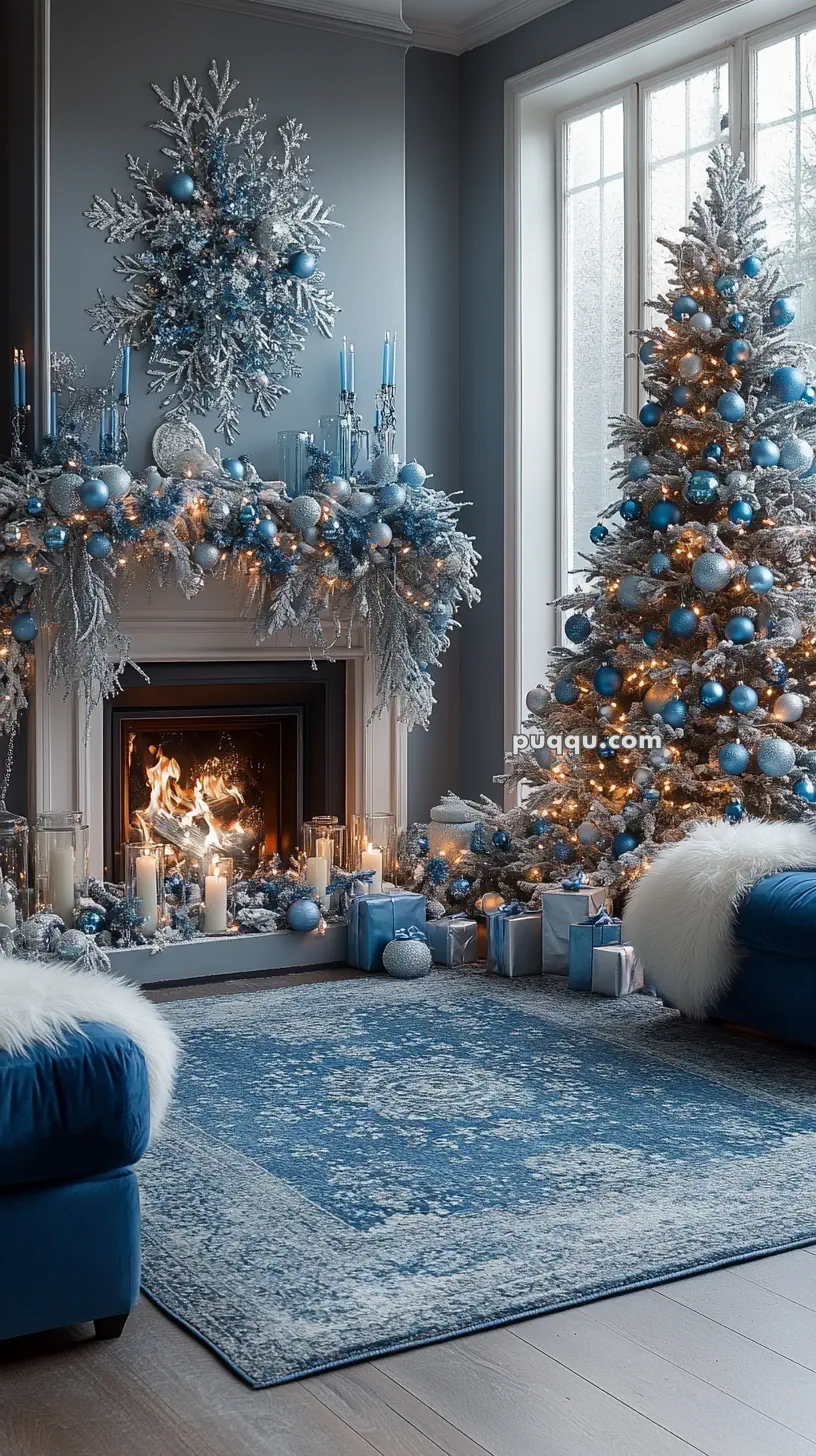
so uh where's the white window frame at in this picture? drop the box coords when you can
[504,0,816,786]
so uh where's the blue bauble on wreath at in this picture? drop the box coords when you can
[530,817,549,837]
[166,171,195,201]
[222,457,245,481]
[565,613,591,643]
[287,898,321,932]
[589,523,609,544]
[639,402,662,427]
[757,737,796,778]
[650,552,671,576]
[690,311,713,333]
[642,628,662,648]
[554,678,580,705]
[700,680,726,709]
[727,311,746,331]
[725,615,755,644]
[779,438,815,475]
[770,296,797,327]
[192,540,220,570]
[11,612,37,643]
[79,477,110,510]
[668,607,698,639]
[648,500,682,530]
[620,498,642,522]
[762,657,788,685]
[287,249,318,279]
[612,832,638,858]
[728,500,753,526]
[729,684,758,714]
[719,741,750,775]
[87,532,113,559]
[672,384,694,407]
[691,552,732,592]
[255,517,278,544]
[593,665,623,697]
[642,787,661,807]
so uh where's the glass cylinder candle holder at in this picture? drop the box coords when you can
[349,812,397,891]
[300,815,346,870]
[203,853,233,935]
[0,802,29,925]
[318,415,352,479]
[35,811,89,927]
[123,842,165,936]
[277,430,313,496]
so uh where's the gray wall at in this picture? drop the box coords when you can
[405,47,460,819]
[457,0,679,801]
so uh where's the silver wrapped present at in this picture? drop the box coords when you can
[487,903,542,977]
[539,885,610,974]
[591,943,644,997]
[426,914,479,967]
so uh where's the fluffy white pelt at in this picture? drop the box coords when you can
[623,818,816,1018]
[0,957,180,1135]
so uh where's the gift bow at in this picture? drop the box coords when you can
[394,926,428,942]
[587,908,621,927]
[498,900,536,916]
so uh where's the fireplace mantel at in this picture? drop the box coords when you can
[30,572,408,878]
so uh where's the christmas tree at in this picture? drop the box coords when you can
[403,147,816,911]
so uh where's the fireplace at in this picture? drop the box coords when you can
[103,661,346,882]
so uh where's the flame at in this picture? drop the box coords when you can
[133,745,246,851]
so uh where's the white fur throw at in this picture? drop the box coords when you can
[622,819,816,1018]
[0,958,180,1136]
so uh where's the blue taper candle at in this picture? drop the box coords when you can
[50,391,57,438]
[382,335,389,387]
[121,344,130,397]
[340,336,347,393]
[19,352,26,409]
[12,352,19,409]
[348,343,354,394]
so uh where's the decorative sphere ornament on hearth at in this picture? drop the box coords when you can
[649,746,672,768]
[745,565,774,597]
[56,929,91,960]
[639,402,662,426]
[367,520,393,549]
[286,496,321,532]
[44,524,68,551]
[564,613,591,643]
[383,934,433,979]
[724,338,752,365]
[773,692,805,723]
[716,275,740,297]
[492,829,510,849]
[639,340,658,364]
[255,517,278,544]
[741,255,762,277]
[286,898,321,932]
[617,575,648,609]
[685,470,719,504]
[750,438,780,468]
[716,390,746,424]
[794,776,816,803]
[87,532,112,559]
[192,541,220,570]
[719,741,750,775]
[650,552,671,576]
[672,294,699,320]
[661,698,688,728]
[97,464,132,499]
[725,615,754,644]
[648,500,682,530]
[25,496,45,518]
[238,501,258,526]
[166,171,195,201]
[577,821,601,845]
[222,457,245,481]
[770,295,797,327]
[620,498,642,522]
[21,911,64,953]
[700,680,726,709]
[627,455,650,481]
[11,612,37,643]
[589,522,609,543]
[348,489,376,516]
[678,352,704,380]
[779,438,814,475]
[729,684,759,714]
[448,876,472,902]
[728,499,753,526]
[10,557,37,585]
[690,311,713,332]
[644,683,674,718]
[770,366,807,402]
[525,685,551,714]
[76,908,105,936]
[692,552,733,592]
[672,384,694,407]
[399,460,427,488]
[757,736,796,778]
[79,477,110,510]
[669,607,698,639]
[723,799,745,823]
[632,767,654,788]
[287,248,317,279]
[48,471,83,518]
[612,832,638,858]
[554,678,580,705]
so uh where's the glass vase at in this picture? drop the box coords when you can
[35,811,88,927]
[0,802,28,926]
[278,430,313,496]
[300,815,346,870]
[349,812,397,891]
[318,415,352,479]
[203,852,233,936]
[123,841,165,937]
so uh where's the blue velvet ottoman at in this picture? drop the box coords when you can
[0,1019,150,1342]
[711,871,816,1048]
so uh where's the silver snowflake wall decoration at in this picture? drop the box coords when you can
[84,60,341,442]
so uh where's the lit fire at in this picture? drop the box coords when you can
[132,744,251,857]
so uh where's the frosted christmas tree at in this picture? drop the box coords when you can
[449,146,816,905]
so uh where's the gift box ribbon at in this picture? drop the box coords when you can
[497,900,537,916]
[586,908,621,927]
[394,926,428,942]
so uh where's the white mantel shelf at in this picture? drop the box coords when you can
[108,921,350,985]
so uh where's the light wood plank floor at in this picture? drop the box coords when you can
[1,970,814,1455]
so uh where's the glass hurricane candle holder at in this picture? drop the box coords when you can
[277,430,313,496]
[349,812,397,892]
[318,415,352,479]
[203,853,233,936]
[35,811,89,927]
[0,802,29,925]
[301,816,346,870]
[123,841,165,937]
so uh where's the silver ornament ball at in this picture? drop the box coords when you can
[383,936,433,979]
[632,767,654,788]
[525,685,551,715]
[48,472,83,519]
[773,692,805,723]
[691,552,733,592]
[348,489,376,516]
[756,736,796,777]
[287,495,322,532]
[97,464,132,498]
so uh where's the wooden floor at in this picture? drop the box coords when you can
[2,971,815,1455]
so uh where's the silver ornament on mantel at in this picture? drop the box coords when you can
[152,419,207,475]
[21,911,65,954]
[173,447,219,480]
[286,495,322,532]
[47,472,83,519]
[96,464,132,499]
[206,498,232,527]
[525,685,551,715]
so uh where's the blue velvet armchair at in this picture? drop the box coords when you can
[711,870,816,1049]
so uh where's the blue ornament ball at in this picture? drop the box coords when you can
[530,818,549,837]
[672,384,694,407]
[702,442,723,462]
[368,520,393,548]
[717,390,746,424]
[76,908,105,936]
[672,294,699,320]
[668,607,698,639]
[756,736,796,778]
[192,540,220,570]
[597,739,617,760]
[238,501,258,526]
[770,366,807,403]
[750,438,780,468]
[728,499,754,526]
[87,531,112,559]
[639,340,659,364]
[700,679,726,708]
[377,483,407,511]
[723,799,745,823]
[803,385,816,406]
[649,500,682,530]
[741,255,762,277]
[417,834,429,854]
[779,438,815,475]
[620,498,642,522]
[661,698,688,727]
[79,477,110,510]
[287,249,317,279]
[492,829,510,849]
[639,402,662,426]
[642,787,661,806]
[25,496,45,518]
[11,611,37,642]
[746,563,773,594]
[724,338,752,366]
[685,470,719,504]
[691,552,732,592]
[399,460,427,488]
[612,832,638,858]
[719,741,750,775]
[448,876,472,902]
[794,776,816,803]
[769,295,797,327]
[554,678,580,705]
[44,524,68,551]
[627,454,650,481]
[222,457,245,481]
[382,936,433,979]
[255,517,278,544]
[725,615,755,644]
[690,312,713,332]
[565,613,592,643]
[593,665,623,697]
[617,574,648,609]
[589,523,609,543]
[166,172,195,201]
[715,275,740,297]
[650,552,671,576]
[642,628,662,647]
[728,311,746,331]
[287,898,321,932]
[729,684,759,714]
[553,841,574,863]
[762,657,788,685]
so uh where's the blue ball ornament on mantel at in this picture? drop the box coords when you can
[612,831,639,859]
[222,457,245,481]
[672,294,699,320]
[287,898,321,932]
[554,678,580,705]
[399,460,427,488]
[794,776,816,803]
[719,741,750,775]
[492,829,510,849]
[565,613,592,643]
[715,275,740,297]
[769,295,797,328]
[661,697,688,728]
[87,531,113,559]
[44,524,68,551]
[746,563,773,594]
[727,311,746,331]
[729,683,759,714]
[639,340,659,364]
[700,679,727,709]
[620,498,642,522]
[192,540,220,570]
[750,438,780,468]
[685,470,719,505]
[25,496,45,518]
[770,366,807,403]
[11,612,37,643]
[593,665,623,697]
[238,501,258,526]
[627,454,650,481]
[639,402,662,427]
[287,249,318,279]
[668,607,698,639]
[756,736,796,778]
[728,499,754,526]
[166,171,195,201]
[648,500,682,530]
[589,523,609,544]
[76,908,105,937]
[724,338,752,366]
[723,799,745,823]
[79,477,110,510]
[741,255,762,277]
[725,615,755,644]
[255,517,278,545]
[717,390,746,424]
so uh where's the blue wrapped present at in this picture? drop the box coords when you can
[567,909,622,993]
[487,901,542,977]
[347,892,426,971]
[426,914,479,967]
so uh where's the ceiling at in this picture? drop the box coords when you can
[259,0,571,52]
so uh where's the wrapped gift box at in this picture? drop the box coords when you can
[427,914,479,967]
[591,943,644,997]
[567,910,622,992]
[487,903,542,977]
[539,885,611,975]
[347,892,426,971]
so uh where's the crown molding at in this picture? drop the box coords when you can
[260,0,411,31]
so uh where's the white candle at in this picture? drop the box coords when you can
[0,895,16,929]
[315,835,334,868]
[306,854,329,907]
[361,842,383,893]
[50,843,76,926]
[204,870,228,935]
[136,852,160,936]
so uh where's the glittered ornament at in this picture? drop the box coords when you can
[565,613,591,643]
[97,464,132,499]
[723,800,745,822]
[554,841,574,863]
[627,455,650,481]
[700,680,726,708]
[377,483,406,511]
[206,499,231,530]
[685,470,719,504]
[678,353,704,380]
[287,496,321,532]
[729,684,758,714]
[286,898,321,932]
[383,935,433,979]
[746,563,773,594]
[750,438,780,468]
[554,679,580,705]
[530,817,550,837]
[525,685,551,714]
[77,908,105,936]
[691,552,732,592]
[794,776,816,803]
[417,834,429,854]
[716,390,745,424]
[612,832,638,858]
[770,295,797,327]
[617,575,649,609]
[166,171,195,201]
[650,552,671,576]
[48,472,83,518]
[21,911,64,953]
[87,531,112,559]
[639,402,662,426]
[25,496,45,518]
[715,275,740,297]
[44,524,68,551]
[632,767,654,788]
[593,665,623,697]
[620,499,641,522]
[770,366,807,402]
[725,615,754,644]
[773,692,805,723]
[448,876,472,902]
[11,612,37,643]
[192,541,220,570]
[762,657,788,685]
[728,500,753,526]
[661,698,688,727]
[56,929,91,960]
[648,501,682,530]
[399,460,427,488]
[668,607,698,639]
[589,523,609,543]
[325,476,352,504]
[756,736,796,778]
[779,438,814,474]
[642,787,661,806]
[725,470,749,493]
[719,741,750,775]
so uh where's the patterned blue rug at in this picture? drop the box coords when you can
[139,972,816,1387]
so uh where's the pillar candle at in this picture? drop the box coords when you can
[361,842,383,893]
[0,896,16,930]
[136,852,160,935]
[305,855,329,907]
[50,843,76,926]
[315,835,334,867]
[204,870,228,934]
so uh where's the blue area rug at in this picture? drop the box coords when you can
[139,972,816,1387]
